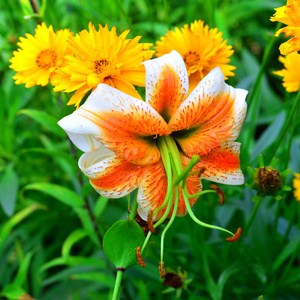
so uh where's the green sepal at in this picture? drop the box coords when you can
[103,218,145,270]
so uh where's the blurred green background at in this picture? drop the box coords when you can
[1,0,300,299]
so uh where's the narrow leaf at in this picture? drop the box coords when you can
[18,109,64,137]
[23,183,84,207]
[0,165,19,216]
[0,204,45,245]
[62,229,90,259]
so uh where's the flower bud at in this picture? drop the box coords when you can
[254,166,282,194]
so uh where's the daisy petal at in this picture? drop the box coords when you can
[79,149,144,198]
[60,83,171,165]
[169,67,247,157]
[199,142,244,185]
[143,50,189,122]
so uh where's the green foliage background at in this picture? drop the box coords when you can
[0,0,300,299]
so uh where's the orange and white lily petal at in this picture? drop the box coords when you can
[198,142,244,185]
[58,83,171,164]
[59,50,247,221]
[169,67,247,157]
[137,154,202,220]
[79,149,144,198]
[143,51,189,121]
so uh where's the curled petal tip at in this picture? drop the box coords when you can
[226,227,242,242]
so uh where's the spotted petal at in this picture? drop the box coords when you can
[58,83,171,165]
[137,155,202,221]
[143,50,189,122]
[79,148,145,198]
[198,142,244,185]
[169,67,247,157]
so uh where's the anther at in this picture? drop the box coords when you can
[147,210,155,234]
[210,184,225,205]
[159,261,166,278]
[226,227,242,242]
[136,246,146,267]
[198,166,206,177]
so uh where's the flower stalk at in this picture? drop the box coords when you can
[112,270,124,300]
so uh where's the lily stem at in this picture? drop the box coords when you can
[129,192,138,220]
[112,270,124,300]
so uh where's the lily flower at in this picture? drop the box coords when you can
[58,51,247,224]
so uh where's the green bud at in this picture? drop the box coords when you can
[254,166,283,195]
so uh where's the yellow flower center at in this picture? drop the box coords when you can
[183,51,200,69]
[36,49,57,69]
[94,59,110,74]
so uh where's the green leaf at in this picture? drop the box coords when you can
[272,234,300,271]
[0,284,31,299]
[103,219,145,269]
[40,256,106,273]
[251,111,285,160]
[23,182,84,207]
[73,207,100,246]
[0,165,19,216]
[94,196,109,219]
[71,271,114,288]
[0,204,45,246]
[13,251,34,287]
[21,148,77,169]
[62,229,90,259]
[18,109,64,137]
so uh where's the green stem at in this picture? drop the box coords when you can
[244,23,281,154]
[160,184,179,263]
[183,192,234,236]
[272,198,282,235]
[183,187,216,199]
[266,88,300,164]
[284,100,298,169]
[173,155,200,186]
[128,193,138,220]
[112,270,124,300]
[244,196,263,235]
[154,136,174,215]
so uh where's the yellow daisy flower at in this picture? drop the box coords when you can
[52,22,155,107]
[270,0,300,55]
[293,173,300,202]
[9,22,73,88]
[273,52,300,92]
[154,20,235,92]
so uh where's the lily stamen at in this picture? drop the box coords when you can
[182,192,236,238]
[226,227,243,242]
[136,246,146,267]
[210,184,225,205]
[147,210,155,234]
[159,261,166,278]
